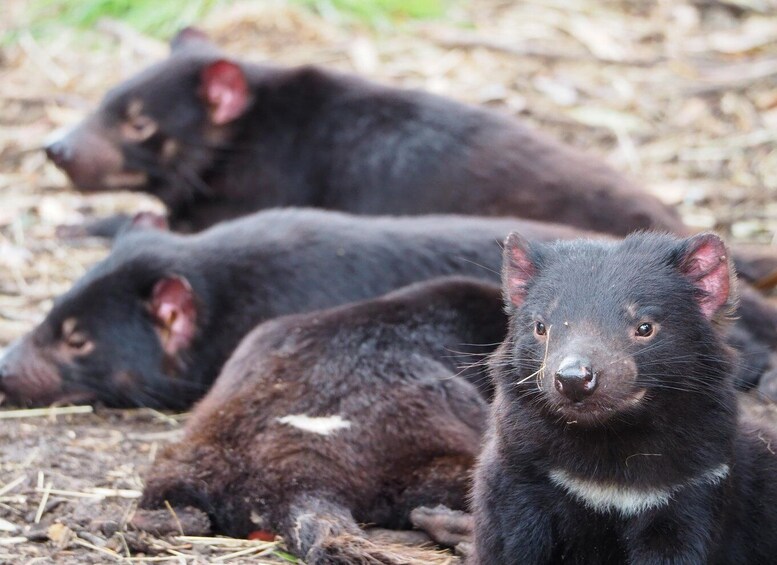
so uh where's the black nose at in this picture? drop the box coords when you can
[554,356,597,402]
[45,140,73,167]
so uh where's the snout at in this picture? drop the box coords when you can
[0,352,9,392]
[554,356,598,402]
[545,344,643,425]
[0,338,20,378]
[45,138,74,168]
[0,340,22,399]
[0,338,68,406]
[43,122,127,192]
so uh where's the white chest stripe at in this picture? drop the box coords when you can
[548,463,730,517]
[276,414,352,436]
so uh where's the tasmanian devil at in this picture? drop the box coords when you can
[45,26,684,238]
[1,209,774,409]
[0,209,581,408]
[132,277,505,564]
[472,232,777,564]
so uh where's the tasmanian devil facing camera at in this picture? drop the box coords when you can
[472,232,777,564]
[132,277,505,565]
[1,209,775,409]
[45,27,684,237]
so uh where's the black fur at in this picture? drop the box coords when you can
[46,29,683,237]
[134,277,505,564]
[472,233,777,564]
[0,210,574,408]
[1,211,774,408]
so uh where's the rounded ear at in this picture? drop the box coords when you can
[678,233,735,320]
[502,232,536,308]
[149,276,197,356]
[170,26,212,52]
[200,60,249,125]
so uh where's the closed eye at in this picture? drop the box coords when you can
[61,318,94,354]
[122,115,158,142]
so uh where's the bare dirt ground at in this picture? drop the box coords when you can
[1,0,776,562]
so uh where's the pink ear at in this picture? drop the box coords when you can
[170,26,211,52]
[150,276,197,356]
[201,60,248,125]
[130,211,169,232]
[679,233,732,319]
[503,232,536,308]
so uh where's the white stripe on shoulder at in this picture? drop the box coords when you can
[548,463,729,517]
[276,414,352,436]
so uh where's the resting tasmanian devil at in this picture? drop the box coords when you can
[472,232,777,564]
[1,209,774,408]
[0,209,576,408]
[45,27,684,237]
[132,277,504,564]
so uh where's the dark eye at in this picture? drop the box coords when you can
[636,323,653,338]
[122,115,157,142]
[61,318,93,353]
[66,332,89,349]
[535,321,547,336]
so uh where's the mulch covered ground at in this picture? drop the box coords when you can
[0,0,776,562]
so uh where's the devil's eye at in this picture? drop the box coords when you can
[121,99,157,142]
[535,321,547,336]
[61,318,93,353]
[122,115,157,142]
[66,332,90,349]
[636,323,654,338]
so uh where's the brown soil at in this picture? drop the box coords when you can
[0,0,776,562]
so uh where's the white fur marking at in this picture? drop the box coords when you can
[277,414,351,436]
[250,510,265,527]
[549,463,729,517]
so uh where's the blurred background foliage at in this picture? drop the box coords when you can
[12,0,452,42]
